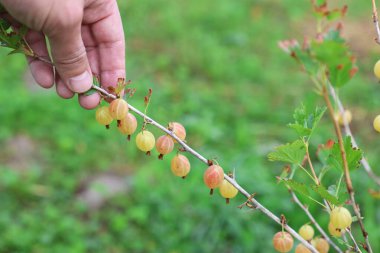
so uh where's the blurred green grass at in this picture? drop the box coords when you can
[0,0,379,252]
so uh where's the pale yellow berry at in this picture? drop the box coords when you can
[328,222,343,237]
[299,224,314,241]
[330,206,352,229]
[336,110,352,126]
[374,60,380,79]
[373,115,380,133]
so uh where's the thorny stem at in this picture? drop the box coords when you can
[322,85,373,253]
[91,84,319,253]
[329,85,380,187]
[290,191,343,253]
[372,0,380,44]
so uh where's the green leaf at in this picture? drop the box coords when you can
[311,39,356,87]
[281,179,310,197]
[292,46,320,75]
[288,104,326,139]
[311,184,344,205]
[268,140,306,165]
[316,0,326,6]
[326,136,362,171]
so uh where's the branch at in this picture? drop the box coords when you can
[346,228,363,253]
[91,84,319,253]
[328,85,380,187]
[372,0,380,44]
[322,85,373,253]
[290,191,343,253]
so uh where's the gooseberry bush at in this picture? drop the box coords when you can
[0,0,379,252]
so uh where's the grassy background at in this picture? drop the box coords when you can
[0,0,379,252]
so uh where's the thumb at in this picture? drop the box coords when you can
[48,25,92,93]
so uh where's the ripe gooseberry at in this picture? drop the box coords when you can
[219,178,238,204]
[295,244,311,253]
[328,222,343,237]
[169,122,186,142]
[156,135,174,159]
[136,130,155,155]
[109,98,129,122]
[96,106,113,129]
[273,231,294,253]
[299,224,314,241]
[374,60,380,79]
[373,115,380,133]
[336,110,352,126]
[171,154,191,178]
[203,164,224,195]
[330,206,352,229]
[313,238,329,253]
[118,113,137,140]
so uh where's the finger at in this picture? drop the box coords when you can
[82,24,100,75]
[89,0,125,92]
[46,18,92,94]
[78,24,101,109]
[78,92,101,110]
[25,30,54,89]
[56,77,75,99]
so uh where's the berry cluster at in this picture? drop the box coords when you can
[95,93,239,202]
[273,206,352,253]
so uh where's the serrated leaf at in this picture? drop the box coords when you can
[268,140,306,165]
[288,104,326,139]
[311,184,344,205]
[311,39,356,87]
[292,46,320,75]
[281,179,310,197]
[326,136,362,171]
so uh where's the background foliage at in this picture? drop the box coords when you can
[0,0,379,252]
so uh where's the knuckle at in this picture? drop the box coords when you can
[54,48,87,72]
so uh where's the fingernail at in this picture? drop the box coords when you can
[68,71,92,93]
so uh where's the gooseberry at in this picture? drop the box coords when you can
[273,231,294,253]
[171,154,191,178]
[156,135,174,159]
[330,206,352,229]
[203,164,224,195]
[118,113,137,140]
[136,130,155,155]
[219,178,238,204]
[96,106,113,128]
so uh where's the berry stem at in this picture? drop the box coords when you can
[322,85,373,253]
[328,85,380,187]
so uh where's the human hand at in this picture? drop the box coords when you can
[0,0,125,109]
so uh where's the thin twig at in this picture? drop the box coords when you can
[290,191,343,253]
[372,0,380,44]
[322,85,373,253]
[329,85,380,187]
[346,228,363,253]
[305,143,320,185]
[91,84,319,253]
